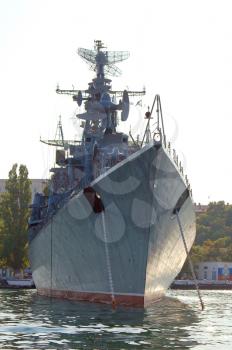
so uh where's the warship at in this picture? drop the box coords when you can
[29,40,196,307]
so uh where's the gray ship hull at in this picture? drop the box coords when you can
[29,142,196,307]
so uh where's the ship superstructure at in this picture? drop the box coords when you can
[29,41,196,307]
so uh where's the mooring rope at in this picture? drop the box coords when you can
[175,211,205,311]
[50,217,53,298]
[101,212,116,308]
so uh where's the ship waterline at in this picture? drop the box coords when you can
[37,289,145,307]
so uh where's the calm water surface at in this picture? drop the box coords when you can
[0,289,231,349]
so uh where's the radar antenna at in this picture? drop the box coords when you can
[40,116,82,147]
[77,40,130,77]
[56,41,146,123]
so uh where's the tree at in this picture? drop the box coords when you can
[225,207,232,226]
[0,164,31,271]
[196,201,232,244]
[180,201,232,277]
[0,217,7,267]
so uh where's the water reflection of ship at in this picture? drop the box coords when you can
[29,40,196,307]
[29,292,199,349]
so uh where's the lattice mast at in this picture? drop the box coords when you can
[56,40,145,107]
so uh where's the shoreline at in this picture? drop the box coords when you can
[170,279,232,290]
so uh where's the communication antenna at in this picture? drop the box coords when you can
[40,116,66,147]
[55,116,65,147]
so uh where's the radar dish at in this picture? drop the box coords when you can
[73,91,83,106]
[105,51,130,65]
[77,45,130,77]
[104,64,121,77]
[121,90,129,121]
[78,48,96,64]
[77,91,82,106]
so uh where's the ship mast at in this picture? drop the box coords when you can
[56,40,146,135]
[94,40,106,78]
[55,116,64,147]
[41,41,148,189]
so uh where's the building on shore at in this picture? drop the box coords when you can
[195,261,232,281]
[194,203,208,214]
[0,267,32,279]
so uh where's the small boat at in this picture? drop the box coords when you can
[6,278,35,288]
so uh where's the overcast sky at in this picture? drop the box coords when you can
[0,0,232,204]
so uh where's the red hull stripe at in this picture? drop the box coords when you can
[37,288,144,307]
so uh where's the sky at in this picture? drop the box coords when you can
[0,0,232,204]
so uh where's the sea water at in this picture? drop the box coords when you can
[0,289,232,349]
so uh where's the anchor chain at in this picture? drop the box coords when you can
[101,212,116,308]
[175,210,204,311]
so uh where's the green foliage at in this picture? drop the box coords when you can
[196,201,232,243]
[180,202,232,276]
[0,217,6,267]
[191,201,232,263]
[0,164,31,270]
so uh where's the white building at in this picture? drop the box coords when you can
[195,261,232,281]
[194,203,208,213]
[0,268,12,278]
